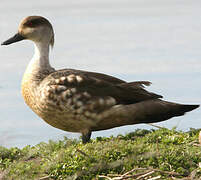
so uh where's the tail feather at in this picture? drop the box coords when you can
[94,100,199,131]
[131,100,199,124]
[139,101,199,123]
[179,104,199,114]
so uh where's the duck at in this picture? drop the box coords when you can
[1,16,199,143]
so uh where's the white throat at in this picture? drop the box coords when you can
[33,41,52,69]
[25,41,53,75]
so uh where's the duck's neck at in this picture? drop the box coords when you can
[23,41,54,82]
[26,41,54,74]
[31,41,52,70]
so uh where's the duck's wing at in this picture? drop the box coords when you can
[41,69,162,105]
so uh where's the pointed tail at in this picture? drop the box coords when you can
[94,100,199,131]
[135,101,199,123]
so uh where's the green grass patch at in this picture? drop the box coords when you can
[0,128,201,179]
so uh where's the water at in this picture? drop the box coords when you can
[0,0,200,148]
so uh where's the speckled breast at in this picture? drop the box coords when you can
[21,71,117,133]
[22,82,94,133]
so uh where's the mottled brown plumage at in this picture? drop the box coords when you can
[2,16,199,143]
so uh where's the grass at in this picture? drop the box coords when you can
[0,128,201,179]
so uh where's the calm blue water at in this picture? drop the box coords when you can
[0,0,200,148]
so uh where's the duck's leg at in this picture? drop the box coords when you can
[81,131,92,143]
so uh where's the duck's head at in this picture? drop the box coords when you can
[1,16,54,47]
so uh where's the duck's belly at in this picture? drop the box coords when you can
[34,103,98,133]
[26,94,132,133]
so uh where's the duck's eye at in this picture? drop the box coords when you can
[28,22,33,27]
[25,21,34,27]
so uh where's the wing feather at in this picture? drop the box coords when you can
[41,69,162,106]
